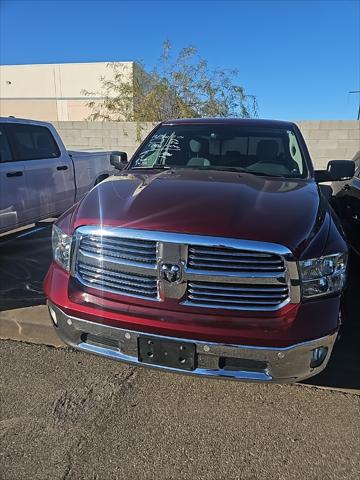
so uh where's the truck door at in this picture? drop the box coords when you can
[0,126,27,232]
[6,123,75,220]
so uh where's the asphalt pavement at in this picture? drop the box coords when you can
[1,340,359,480]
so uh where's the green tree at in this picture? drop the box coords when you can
[83,41,258,123]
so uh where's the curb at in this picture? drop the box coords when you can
[0,305,66,348]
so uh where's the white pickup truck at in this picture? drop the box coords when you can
[0,117,117,235]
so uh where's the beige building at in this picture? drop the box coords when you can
[0,61,134,121]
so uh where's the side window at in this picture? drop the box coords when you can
[6,124,60,161]
[0,128,13,162]
[287,130,304,174]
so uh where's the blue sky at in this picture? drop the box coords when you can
[0,0,359,120]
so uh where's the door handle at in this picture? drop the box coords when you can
[6,171,23,177]
[56,165,68,171]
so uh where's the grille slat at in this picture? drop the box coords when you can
[189,255,283,265]
[76,234,158,300]
[188,261,284,271]
[188,282,288,293]
[189,248,274,258]
[188,246,285,274]
[188,296,283,306]
[187,281,289,310]
[77,262,158,299]
[80,245,156,262]
[80,275,157,297]
[188,290,288,299]
[82,240,156,253]
[78,264,156,290]
[80,236,157,264]
[85,236,155,249]
[78,263,156,283]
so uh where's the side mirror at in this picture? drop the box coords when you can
[315,160,355,183]
[110,151,128,170]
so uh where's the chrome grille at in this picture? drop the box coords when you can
[79,235,157,264]
[187,281,289,310]
[77,262,158,299]
[72,227,298,311]
[188,246,285,273]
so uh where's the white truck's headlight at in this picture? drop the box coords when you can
[299,253,348,299]
[52,224,73,272]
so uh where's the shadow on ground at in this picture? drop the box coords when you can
[0,223,53,311]
[0,225,359,391]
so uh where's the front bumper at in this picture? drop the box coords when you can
[48,301,337,383]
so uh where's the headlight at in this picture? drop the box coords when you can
[299,253,348,299]
[52,224,73,272]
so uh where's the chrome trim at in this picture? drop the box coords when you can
[79,237,157,263]
[77,249,157,275]
[185,280,289,311]
[76,263,159,301]
[71,226,301,311]
[184,268,287,283]
[188,245,286,272]
[48,301,337,383]
[73,226,294,254]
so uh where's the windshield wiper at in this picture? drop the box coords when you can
[132,163,171,170]
[131,165,289,178]
[204,166,287,177]
[184,166,241,172]
[241,171,288,178]
[187,166,283,176]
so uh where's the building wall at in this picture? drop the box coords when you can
[296,121,360,168]
[0,62,133,121]
[53,120,360,169]
[53,121,156,157]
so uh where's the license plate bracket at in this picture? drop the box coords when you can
[138,336,196,371]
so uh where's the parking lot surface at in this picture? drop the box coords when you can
[0,225,359,479]
[1,340,359,480]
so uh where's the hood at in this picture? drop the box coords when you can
[73,169,325,256]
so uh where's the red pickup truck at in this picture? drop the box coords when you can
[44,119,355,383]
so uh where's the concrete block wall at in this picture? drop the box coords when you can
[54,120,360,169]
[296,121,360,169]
[53,121,155,158]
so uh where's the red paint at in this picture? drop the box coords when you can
[74,171,321,256]
[44,262,340,347]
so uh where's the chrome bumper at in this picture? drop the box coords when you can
[48,301,337,383]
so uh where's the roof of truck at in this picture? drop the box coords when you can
[162,118,297,129]
[0,116,53,127]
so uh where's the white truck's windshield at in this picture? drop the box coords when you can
[131,124,308,178]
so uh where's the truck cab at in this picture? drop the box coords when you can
[0,117,114,235]
[44,119,354,383]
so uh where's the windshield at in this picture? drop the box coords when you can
[130,124,308,178]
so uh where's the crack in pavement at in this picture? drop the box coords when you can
[51,367,137,425]
[62,436,85,480]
